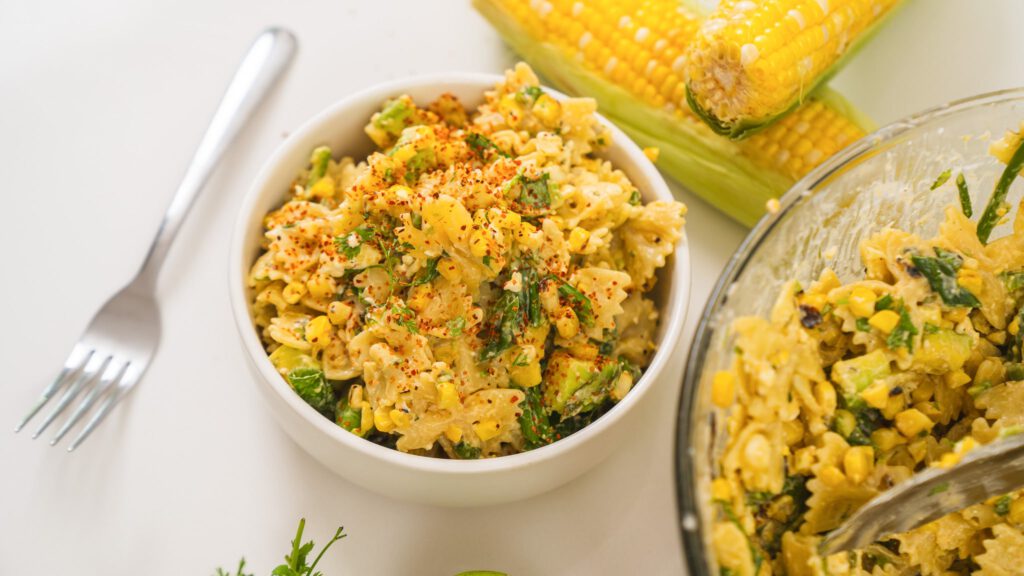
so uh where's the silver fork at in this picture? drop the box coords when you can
[14,27,297,451]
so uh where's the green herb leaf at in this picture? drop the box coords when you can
[551,277,595,327]
[453,441,482,460]
[306,147,332,189]
[518,172,552,209]
[390,304,419,334]
[995,495,1013,516]
[213,559,253,576]
[911,248,981,308]
[977,135,1024,243]
[956,172,972,217]
[874,294,894,311]
[930,169,952,190]
[628,189,642,206]
[855,317,871,332]
[515,85,543,104]
[287,368,335,417]
[518,386,557,449]
[410,257,440,287]
[466,132,510,159]
[479,263,542,361]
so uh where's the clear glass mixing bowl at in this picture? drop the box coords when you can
[675,88,1024,574]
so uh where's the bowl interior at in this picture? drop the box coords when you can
[231,74,691,473]
[677,89,1024,574]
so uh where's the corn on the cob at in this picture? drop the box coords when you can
[685,0,902,138]
[473,0,873,225]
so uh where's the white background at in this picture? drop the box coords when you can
[2,1,1023,574]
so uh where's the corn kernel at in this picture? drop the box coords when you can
[306,274,336,300]
[531,93,561,125]
[848,287,877,318]
[510,360,542,388]
[869,310,901,333]
[895,408,934,438]
[815,381,837,414]
[1010,317,1021,336]
[567,227,591,253]
[783,419,805,445]
[389,409,411,428]
[945,370,972,389]
[308,175,336,199]
[819,465,846,487]
[498,93,523,126]
[407,284,432,312]
[988,330,1008,345]
[859,381,890,410]
[938,452,960,468]
[437,381,459,411]
[282,282,307,304]
[711,371,736,408]
[793,446,816,474]
[710,478,732,502]
[871,428,905,452]
[801,293,828,311]
[642,146,660,162]
[843,446,874,484]
[305,315,332,345]
[360,404,373,433]
[373,408,395,433]
[907,438,929,463]
[957,269,983,296]
[327,301,353,325]
[474,419,501,441]
[469,229,491,258]
[444,424,463,443]
[555,309,580,339]
[422,195,473,244]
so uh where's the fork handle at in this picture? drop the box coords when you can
[135,28,297,289]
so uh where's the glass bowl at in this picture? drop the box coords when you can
[675,88,1024,574]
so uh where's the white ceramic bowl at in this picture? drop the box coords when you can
[229,74,691,507]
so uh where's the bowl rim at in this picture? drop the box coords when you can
[228,71,692,476]
[674,86,1024,575]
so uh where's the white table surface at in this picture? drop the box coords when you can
[3,1,1023,574]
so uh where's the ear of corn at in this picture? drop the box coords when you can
[472,0,874,226]
[686,0,902,138]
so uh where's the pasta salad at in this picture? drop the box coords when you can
[710,125,1024,575]
[247,64,686,459]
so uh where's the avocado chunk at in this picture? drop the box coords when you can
[831,349,891,405]
[914,329,974,373]
[542,351,598,413]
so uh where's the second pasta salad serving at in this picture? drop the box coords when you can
[247,63,686,459]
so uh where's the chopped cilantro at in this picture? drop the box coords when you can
[515,85,543,104]
[550,276,595,327]
[518,172,552,209]
[390,304,419,334]
[886,306,918,352]
[875,294,894,311]
[453,441,482,460]
[856,317,871,332]
[466,132,509,159]
[910,248,981,308]
[410,257,440,287]
[930,168,952,190]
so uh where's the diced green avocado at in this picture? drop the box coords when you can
[373,97,414,135]
[268,345,318,374]
[287,367,336,418]
[831,349,891,404]
[542,351,597,413]
[914,329,974,374]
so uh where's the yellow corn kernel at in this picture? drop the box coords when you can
[871,428,906,452]
[1010,316,1021,336]
[555,309,580,339]
[437,381,459,411]
[945,370,972,389]
[988,330,1008,345]
[1009,498,1024,523]
[938,452,960,468]
[793,446,816,475]
[907,438,929,464]
[957,268,984,296]
[801,293,828,311]
[860,380,891,410]
[895,408,934,438]
[514,220,541,249]
[489,208,521,230]
[843,446,874,485]
[710,478,732,502]
[359,403,373,433]
[643,147,660,162]
[282,282,307,304]
[437,257,462,283]
[509,360,542,388]
[389,409,411,429]
[567,227,591,253]
[327,301,353,325]
[444,424,463,443]
[422,195,473,244]
[305,315,332,345]
[711,371,736,408]
[848,287,877,318]
[815,381,838,414]
[531,93,561,125]
[306,274,336,300]
[869,310,901,333]
[469,229,491,258]
[819,465,846,487]
[498,93,524,126]
[407,284,432,312]
[373,408,395,433]
[308,175,336,199]
[473,419,501,441]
